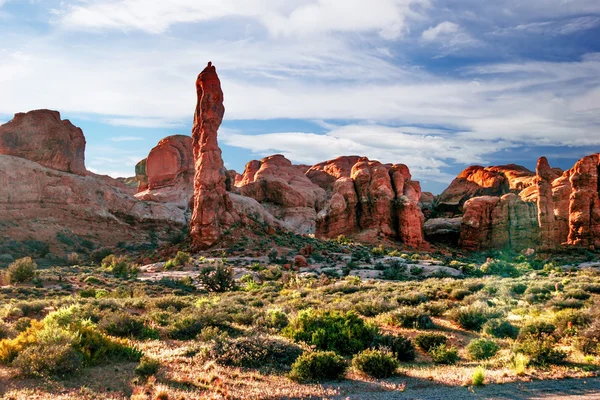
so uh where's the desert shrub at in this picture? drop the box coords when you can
[204,335,303,370]
[66,252,80,265]
[554,309,591,335]
[167,309,231,340]
[581,283,600,294]
[450,288,471,301]
[472,366,486,386]
[430,344,459,364]
[90,248,113,264]
[352,349,398,378]
[353,299,396,317]
[98,312,147,339]
[380,308,434,329]
[576,321,600,355]
[414,333,448,352]
[563,289,590,300]
[283,309,377,356]
[419,300,449,317]
[0,322,13,340]
[135,356,160,378]
[510,282,528,296]
[382,260,409,280]
[450,303,501,331]
[467,338,499,360]
[258,308,289,330]
[102,255,137,278]
[374,334,415,362]
[524,285,553,304]
[550,298,585,310]
[6,257,36,284]
[482,318,519,339]
[289,351,347,382]
[197,264,237,292]
[480,259,521,277]
[14,318,32,333]
[519,321,556,340]
[151,296,191,312]
[173,251,191,266]
[514,337,567,366]
[13,341,83,378]
[396,291,428,306]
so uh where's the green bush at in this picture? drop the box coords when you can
[472,366,485,386]
[259,309,289,330]
[13,341,83,378]
[98,312,146,339]
[514,337,567,366]
[0,322,13,339]
[374,334,415,362]
[414,333,448,352]
[467,338,499,360]
[430,344,459,364]
[289,351,347,382]
[352,349,398,378]
[576,321,600,355]
[450,288,471,301]
[554,309,591,335]
[482,318,519,339]
[480,259,521,277]
[6,257,37,284]
[450,303,500,331]
[381,308,434,329]
[382,260,409,280]
[524,285,553,304]
[203,335,303,370]
[197,264,237,292]
[101,255,137,278]
[283,309,377,356]
[135,356,160,378]
[519,321,556,340]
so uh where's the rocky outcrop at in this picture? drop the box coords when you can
[233,155,327,233]
[135,135,194,208]
[0,155,185,255]
[314,157,427,248]
[190,62,238,250]
[568,154,600,248]
[0,110,86,175]
[436,165,535,214]
[451,154,600,251]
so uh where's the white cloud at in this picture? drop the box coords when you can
[104,117,185,128]
[492,16,600,36]
[57,0,429,39]
[110,136,145,142]
[422,21,460,41]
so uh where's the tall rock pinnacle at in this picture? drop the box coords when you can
[190,62,238,250]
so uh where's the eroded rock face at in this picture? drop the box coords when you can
[568,154,600,248]
[190,62,238,250]
[233,154,327,233]
[0,110,86,175]
[437,165,535,214]
[0,155,185,254]
[314,157,427,248]
[135,135,194,208]
[453,154,600,251]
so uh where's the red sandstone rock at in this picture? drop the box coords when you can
[315,156,426,248]
[567,154,600,248]
[306,156,362,192]
[190,62,238,250]
[135,135,194,208]
[535,157,557,249]
[234,154,327,233]
[437,164,535,213]
[0,110,86,175]
[294,255,309,268]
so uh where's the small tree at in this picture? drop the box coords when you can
[197,264,237,292]
[7,257,37,284]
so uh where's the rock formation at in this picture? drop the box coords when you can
[135,135,194,208]
[436,164,535,214]
[190,62,238,250]
[311,157,427,248]
[233,154,326,233]
[0,110,86,175]
[568,154,600,248]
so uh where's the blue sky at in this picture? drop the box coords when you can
[1,0,599,194]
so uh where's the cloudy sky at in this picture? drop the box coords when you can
[1,0,599,193]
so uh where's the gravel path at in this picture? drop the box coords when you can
[324,377,600,400]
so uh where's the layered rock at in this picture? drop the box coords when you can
[135,135,194,208]
[568,154,600,248]
[314,157,427,248]
[0,155,185,254]
[233,155,327,233]
[437,164,535,214]
[0,110,86,175]
[190,62,238,250]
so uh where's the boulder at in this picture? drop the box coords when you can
[0,110,86,175]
